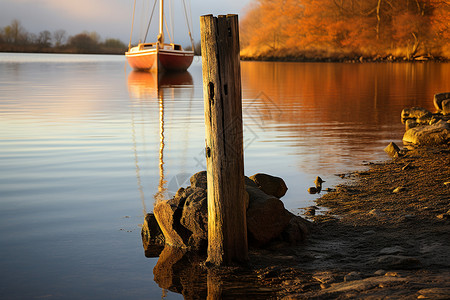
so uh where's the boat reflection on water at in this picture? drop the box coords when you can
[127,70,194,212]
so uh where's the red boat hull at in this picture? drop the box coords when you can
[126,47,193,72]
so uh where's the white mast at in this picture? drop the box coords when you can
[158,0,164,44]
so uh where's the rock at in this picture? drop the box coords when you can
[393,186,406,193]
[319,276,406,294]
[249,173,288,198]
[373,270,385,276]
[307,187,318,194]
[180,188,208,240]
[244,176,258,187]
[401,107,432,123]
[189,171,207,190]
[442,99,450,115]
[375,255,421,269]
[313,272,336,284]
[403,120,450,146]
[187,234,207,251]
[405,118,418,130]
[281,213,310,244]
[436,211,450,220]
[384,142,401,158]
[175,187,185,199]
[246,185,292,246]
[154,197,191,248]
[418,287,450,300]
[141,213,165,257]
[433,92,450,111]
[344,271,361,282]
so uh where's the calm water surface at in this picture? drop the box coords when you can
[0,53,449,299]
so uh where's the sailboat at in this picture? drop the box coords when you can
[125,0,194,72]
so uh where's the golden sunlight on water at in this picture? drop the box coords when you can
[240,61,449,175]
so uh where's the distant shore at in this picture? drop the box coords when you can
[0,48,125,55]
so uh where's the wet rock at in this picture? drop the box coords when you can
[375,255,421,269]
[180,188,208,240]
[154,197,191,248]
[141,213,165,257]
[248,173,288,198]
[153,246,206,299]
[403,120,450,146]
[307,187,318,194]
[189,171,207,190]
[401,107,432,123]
[433,92,450,111]
[384,142,401,158]
[246,185,292,246]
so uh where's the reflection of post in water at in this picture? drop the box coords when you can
[154,87,166,203]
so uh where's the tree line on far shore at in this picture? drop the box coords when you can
[240,0,450,61]
[0,20,127,54]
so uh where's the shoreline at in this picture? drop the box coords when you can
[151,146,450,299]
[250,145,450,299]
[240,55,450,63]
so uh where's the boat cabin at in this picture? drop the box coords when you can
[129,43,185,53]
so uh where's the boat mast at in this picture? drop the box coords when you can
[158,0,164,45]
[128,0,137,51]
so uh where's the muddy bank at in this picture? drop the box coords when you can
[145,146,449,299]
[252,146,450,299]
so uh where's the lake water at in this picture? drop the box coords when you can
[0,53,449,299]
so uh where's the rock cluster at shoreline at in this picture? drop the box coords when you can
[142,172,310,254]
[401,92,450,147]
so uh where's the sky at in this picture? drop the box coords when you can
[0,0,252,46]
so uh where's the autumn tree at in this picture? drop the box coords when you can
[240,0,450,59]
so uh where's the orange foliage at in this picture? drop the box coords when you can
[240,0,450,59]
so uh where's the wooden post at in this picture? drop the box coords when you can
[200,14,248,265]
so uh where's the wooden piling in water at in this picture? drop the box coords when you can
[200,14,248,265]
